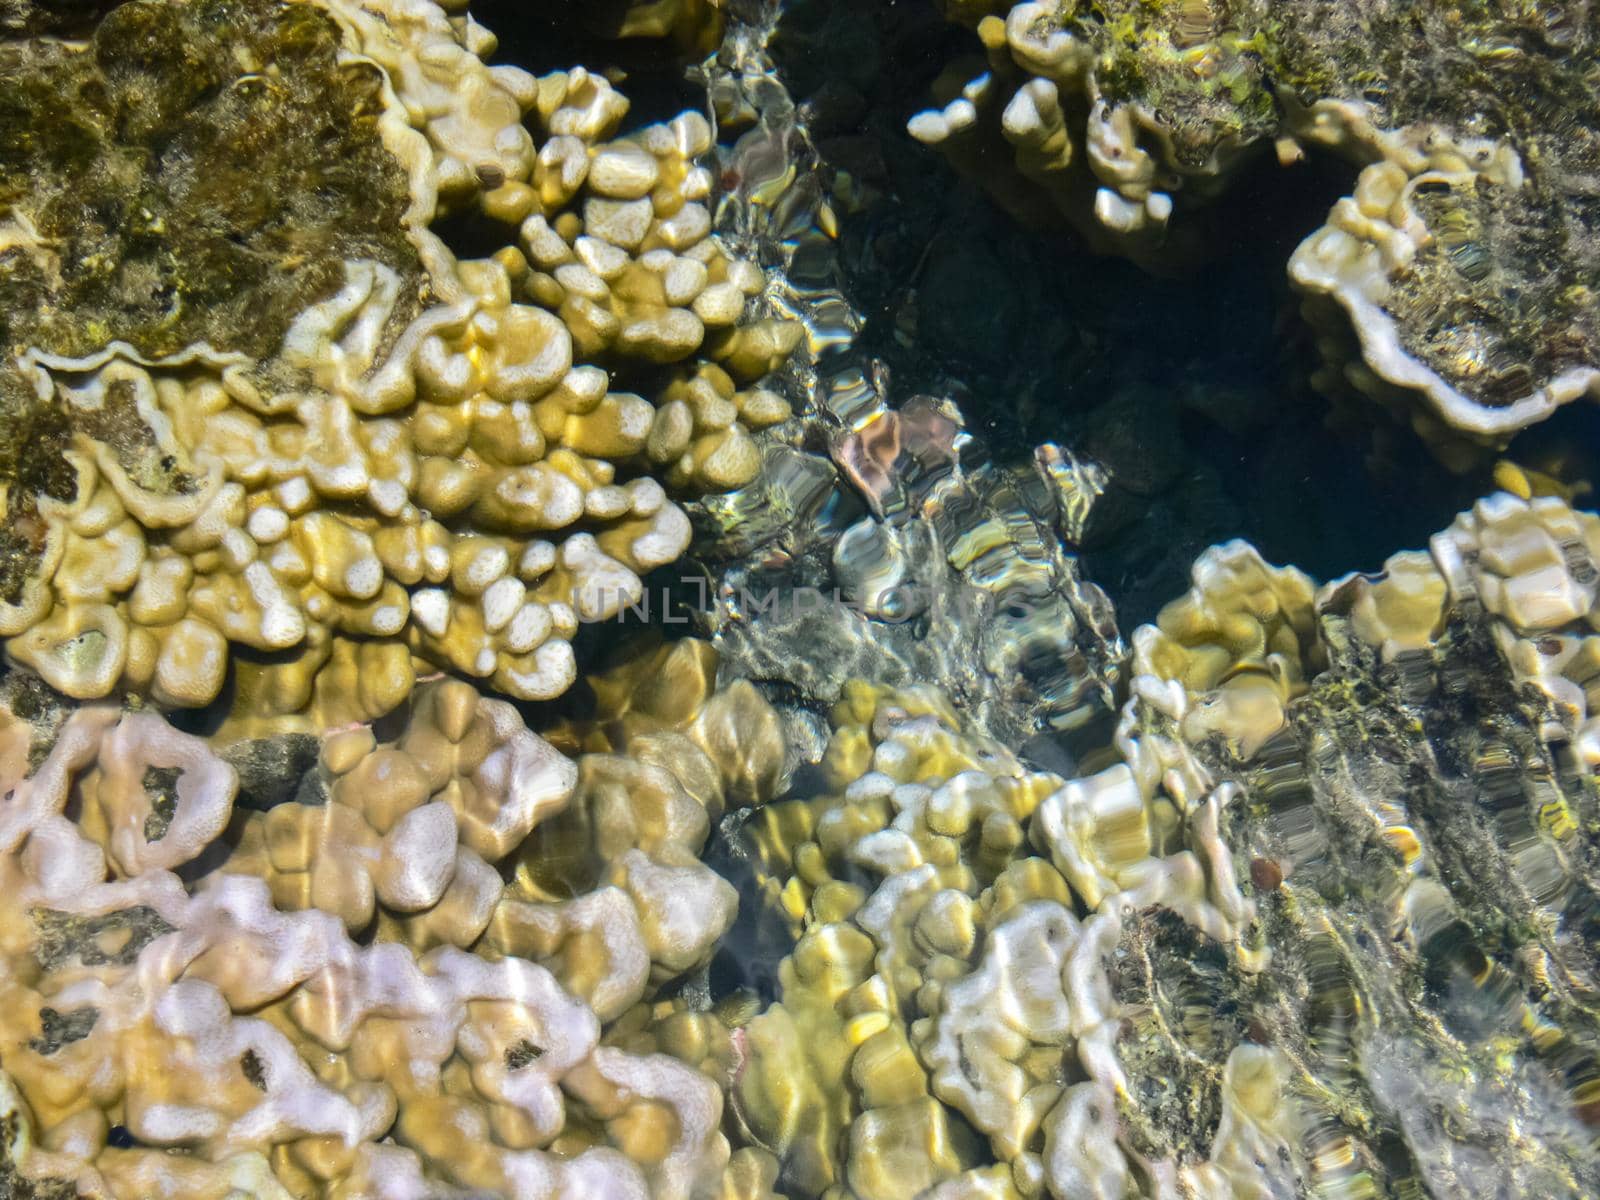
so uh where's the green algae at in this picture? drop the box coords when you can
[1055,0,1278,170]
[0,0,421,365]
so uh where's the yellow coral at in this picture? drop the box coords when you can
[0,639,786,1199]
[3,5,801,723]
[734,680,1260,1196]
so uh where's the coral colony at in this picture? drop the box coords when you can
[0,1,1597,1198]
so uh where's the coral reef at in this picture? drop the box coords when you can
[731,679,1268,1197]
[408,482,1600,1194]
[910,0,1600,456]
[721,489,1600,1199]
[0,636,788,1198]
[1129,490,1600,1196]
[0,0,798,722]
[2,2,1598,1199]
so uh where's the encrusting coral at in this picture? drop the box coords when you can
[1,483,1595,1198]
[484,638,786,1024]
[0,636,790,1199]
[218,678,579,950]
[910,0,1600,458]
[733,677,1273,1199]
[722,488,1600,1199]
[0,0,799,723]
[1140,492,1600,1197]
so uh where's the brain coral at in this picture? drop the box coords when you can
[911,0,1600,458]
[0,0,798,721]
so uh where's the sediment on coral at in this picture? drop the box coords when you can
[908,0,1600,457]
[0,0,801,725]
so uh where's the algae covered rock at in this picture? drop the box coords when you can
[0,0,421,365]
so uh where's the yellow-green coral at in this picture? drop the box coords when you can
[913,0,1600,453]
[734,678,1267,1198]
[0,0,798,723]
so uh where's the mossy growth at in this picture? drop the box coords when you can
[0,1110,77,1200]
[0,363,74,604]
[29,905,177,971]
[1109,906,1256,1165]
[0,0,423,365]
[1060,0,1279,169]
[1393,175,1599,407]
[141,764,181,842]
[27,1005,99,1056]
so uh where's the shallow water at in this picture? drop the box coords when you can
[0,0,1597,1197]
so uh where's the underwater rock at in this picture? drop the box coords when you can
[911,0,1600,457]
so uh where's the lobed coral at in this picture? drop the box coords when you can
[722,488,1600,1199]
[1323,490,1600,767]
[909,0,1277,257]
[733,677,1273,1199]
[910,0,1600,456]
[0,0,798,722]
[218,678,578,949]
[0,636,788,1199]
[1142,492,1600,1196]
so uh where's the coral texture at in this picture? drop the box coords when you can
[0,0,797,721]
[734,678,1270,1198]
[725,490,1600,1199]
[2,3,1597,1200]
[0,638,787,1199]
